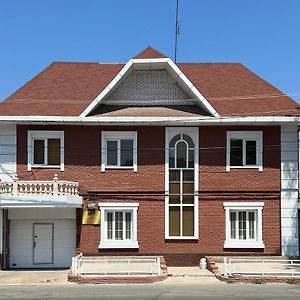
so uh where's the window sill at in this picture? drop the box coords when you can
[101,166,137,172]
[104,166,134,169]
[165,236,198,240]
[29,165,62,169]
[226,166,263,172]
[224,240,265,249]
[98,241,139,249]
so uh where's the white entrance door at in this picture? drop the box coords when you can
[33,223,54,264]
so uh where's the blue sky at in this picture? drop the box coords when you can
[1,0,299,102]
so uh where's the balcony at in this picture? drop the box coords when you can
[0,174,82,208]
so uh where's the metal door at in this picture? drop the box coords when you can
[33,223,54,264]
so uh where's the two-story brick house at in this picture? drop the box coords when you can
[0,47,299,269]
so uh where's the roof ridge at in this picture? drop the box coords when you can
[133,46,168,59]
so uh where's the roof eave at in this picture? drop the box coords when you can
[0,115,299,126]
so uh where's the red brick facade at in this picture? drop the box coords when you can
[16,125,281,265]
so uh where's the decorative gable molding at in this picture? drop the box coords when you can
[104,70,193,106]
[80,58,220,118]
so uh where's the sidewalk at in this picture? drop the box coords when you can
[160,267,222,285]
[214,257,300,276]
[0,267,222,285]
[0,270,69,285]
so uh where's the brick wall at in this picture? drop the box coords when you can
[77,196,280,264]
[16,125,280,193]
[17,125,165,193]
[16,125,281,264]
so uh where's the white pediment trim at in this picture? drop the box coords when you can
[80,58,220,118]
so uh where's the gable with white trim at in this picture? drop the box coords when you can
[81,58,220,118]
[103,70,194,106]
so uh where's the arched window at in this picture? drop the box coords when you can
[168,133,195,237]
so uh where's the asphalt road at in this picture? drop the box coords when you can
[0,283,300,300]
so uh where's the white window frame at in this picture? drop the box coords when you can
[223,202,265,249]
[27,130,64,171]
[226,131,263,172]
[99,202,139,249]
[101,131,137,172]
[165,127,199,240]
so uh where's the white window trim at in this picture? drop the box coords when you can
[226,131,263,172]
[101,131,137,172]
[165,127,199,240]
[99,202,139,249]
[223,202,265,249]
[27,130,64,171]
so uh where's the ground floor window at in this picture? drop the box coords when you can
[224,202,265,248]
[99,203,139,249]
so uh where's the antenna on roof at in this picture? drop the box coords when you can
[174,0,180,63]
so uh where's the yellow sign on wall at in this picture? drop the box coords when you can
[82,210,100,225]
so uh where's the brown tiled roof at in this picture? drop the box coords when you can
[0,62,124,116]
[133,46,167,59]
[177,63,300,117]
[0,55,299,117]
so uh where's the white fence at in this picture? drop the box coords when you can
[223,258,300,277]
[72,254,161,277]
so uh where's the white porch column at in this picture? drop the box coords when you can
[281,124,299,256]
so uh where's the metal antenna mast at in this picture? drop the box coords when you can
[174,0,180,63]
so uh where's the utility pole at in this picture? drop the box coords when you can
[174,0,180,63]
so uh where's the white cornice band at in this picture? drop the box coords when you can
[0,116,299,126]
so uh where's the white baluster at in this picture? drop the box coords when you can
[53,174,59,196]
[38,183,41,194]
[12,175,19,196]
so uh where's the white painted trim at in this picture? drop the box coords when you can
[101,131,137,172]
[98,202,139,249]
[98,202,139,208]
[223,202,264,208]
[166,60,219,117]
[80,60,134,117]
[0,116,300,125]
[99,241,139,249]
[280,124,299,256]
[0,195,83,208]
[27,131,64,171]
[226,131,263,172]
[0,124,16,182]
[223,202,264,249]
[79,57,220,118]
[224,241,265,249]
[165,127,199,240]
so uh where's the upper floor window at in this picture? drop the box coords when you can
[27,131,64,171]
[101,131,137,172]
[226,131,263,172]
[165,128,199,239]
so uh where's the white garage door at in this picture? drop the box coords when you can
[10,218,76,268]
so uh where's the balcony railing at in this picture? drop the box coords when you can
[0,174,79,197]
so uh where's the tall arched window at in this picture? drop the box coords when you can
[168,133,196,237]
